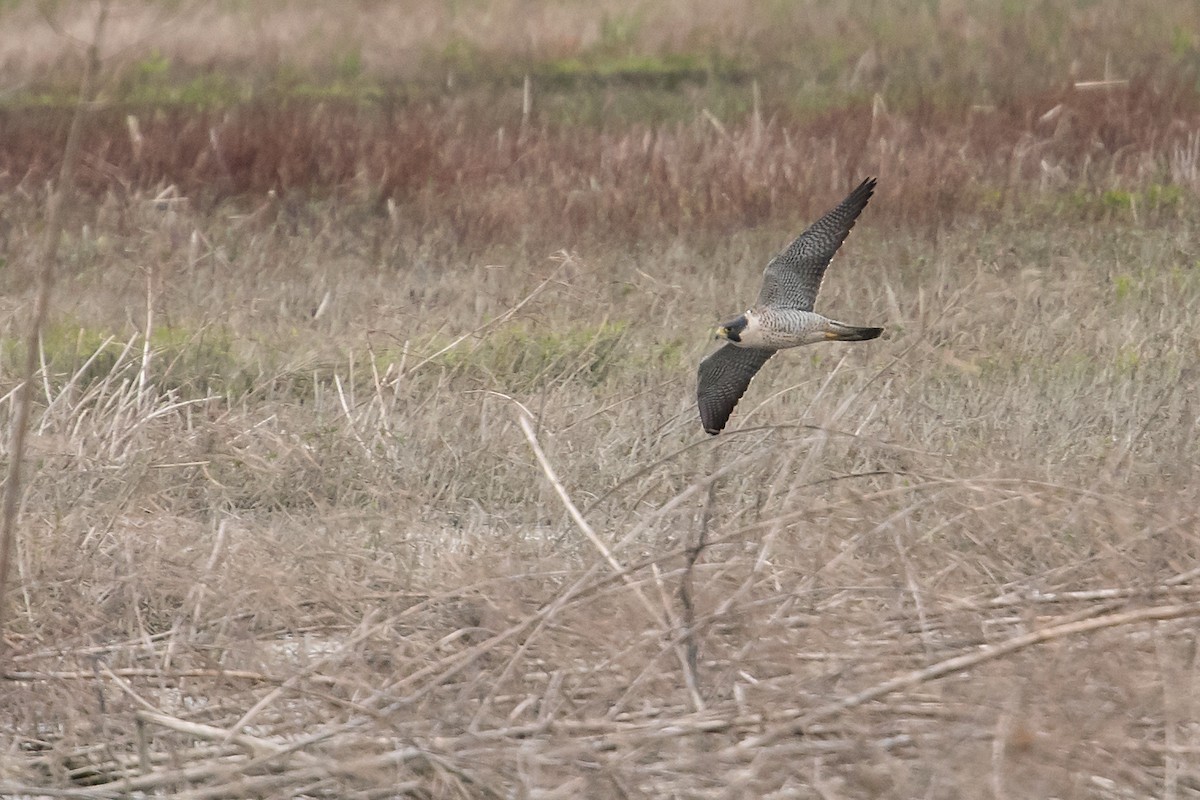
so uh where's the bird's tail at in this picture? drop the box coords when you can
[825,321,884,342]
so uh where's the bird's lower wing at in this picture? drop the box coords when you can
[696,345,775,435]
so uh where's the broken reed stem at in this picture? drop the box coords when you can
[517,413,627,577]
[734,599,1200,752]
[516,410,705,711]
[0,2,108,656]
[679,446,719,695]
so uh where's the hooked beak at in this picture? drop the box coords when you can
[715,325,742,343]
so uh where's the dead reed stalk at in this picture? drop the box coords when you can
[0,2,108,657]
[734,599,1200,752]
[516,408,706,710]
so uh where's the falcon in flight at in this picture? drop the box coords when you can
[697,177,883,435]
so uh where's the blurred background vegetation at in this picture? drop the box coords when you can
[3,0,1198,114]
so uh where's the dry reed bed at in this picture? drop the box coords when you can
[0,162,1198,794]
[0,21,1199,792]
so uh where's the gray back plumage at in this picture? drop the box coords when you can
[756,177,876,312]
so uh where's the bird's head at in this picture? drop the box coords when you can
[715,314,749,343]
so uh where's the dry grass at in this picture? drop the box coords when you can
[1,2,1200,798]
[3,0,1199,102]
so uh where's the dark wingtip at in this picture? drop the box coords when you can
[853,177,877,203]
[699,403,730,435]
[700,408,726,435]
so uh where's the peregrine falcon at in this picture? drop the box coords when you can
[697,178,883,435]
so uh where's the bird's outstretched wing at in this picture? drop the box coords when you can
[697,345,776,435]
[756,177,876,312]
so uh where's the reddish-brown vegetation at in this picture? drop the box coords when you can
[3,76,1200,245]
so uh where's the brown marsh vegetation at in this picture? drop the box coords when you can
[1,1,1199,797]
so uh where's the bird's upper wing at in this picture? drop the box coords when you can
[756,177,876,312]
[697,344,776,435]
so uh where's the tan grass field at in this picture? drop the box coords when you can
[1,1,1199,798]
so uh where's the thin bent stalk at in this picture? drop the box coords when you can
[0,2,108,656]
